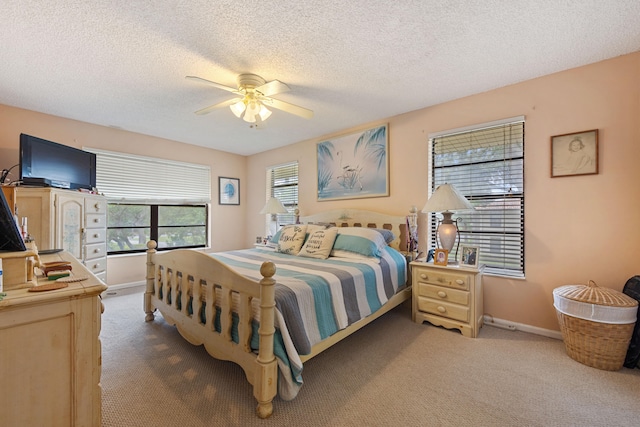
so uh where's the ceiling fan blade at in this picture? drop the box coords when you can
[264,97,314,119]
[185,76,239,93]
[255,79,290,97]
[194,98,240,115]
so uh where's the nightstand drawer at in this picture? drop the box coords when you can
[417,297,470,322]
[414,269,470,291]
[417,283,469,306]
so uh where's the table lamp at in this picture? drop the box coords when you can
[421,183,473,264]
[260,197,288,236]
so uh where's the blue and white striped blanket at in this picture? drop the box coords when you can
[210,245,407,399]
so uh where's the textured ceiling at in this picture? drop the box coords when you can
[1,1,639,156]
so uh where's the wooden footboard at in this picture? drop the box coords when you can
[143,241,278,419]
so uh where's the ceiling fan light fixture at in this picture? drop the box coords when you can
[230,100,246,118]
[258,104,272,121]
[243,100,261,123]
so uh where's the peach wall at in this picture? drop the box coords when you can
[247,52,640,331]
[0,106,247,286]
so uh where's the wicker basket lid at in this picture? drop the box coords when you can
[553,280,638,307]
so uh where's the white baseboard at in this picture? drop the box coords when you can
[102,281,145,298]
[483,315,563,340]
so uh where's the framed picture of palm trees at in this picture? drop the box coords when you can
[316,124,389,201]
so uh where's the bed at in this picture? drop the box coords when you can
[143,208,412,418]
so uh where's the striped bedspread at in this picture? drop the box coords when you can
[210,245,407,399]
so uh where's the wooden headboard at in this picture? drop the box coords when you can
[297,208,410,252]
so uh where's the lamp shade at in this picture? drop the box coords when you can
[421,183,473,213]
[259,197,288,215]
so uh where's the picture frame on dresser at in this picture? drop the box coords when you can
[433,248,448,266]
[460,245,479,267]
[0,187,27,251]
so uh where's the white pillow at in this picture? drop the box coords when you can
[276,224,307,255]
[297,227,338,259]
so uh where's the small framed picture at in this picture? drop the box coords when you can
[551,129,598,177]
[433,249,449,266]
[460,245,479,268]
[219,177,240,205]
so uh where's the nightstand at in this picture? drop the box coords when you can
[410,261,484,338]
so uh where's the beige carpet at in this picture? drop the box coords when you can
[101,289,640,426]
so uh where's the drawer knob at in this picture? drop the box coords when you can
[94,248,101,254]
[94,234,99,238]
[437,291,447,298]
[94,218,99,223]
[455,279,464,285]
[94,203,100,210]
[420,273,427,280]
[437,306,446,313]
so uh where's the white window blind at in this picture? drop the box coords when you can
[266,161,298,227]
[429,116,525,277]
[86,148,211,204]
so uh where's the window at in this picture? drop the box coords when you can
[86,148,211,254]
[265,162,298,232]
[107,204,207,253]
[428,116,524,277]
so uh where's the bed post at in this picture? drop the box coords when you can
[254,261,278,419]
[144,240,157,322]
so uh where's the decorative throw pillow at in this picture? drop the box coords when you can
[298,227,339,259]
[330,227,388,258]
[276,224,307,255]
[306,223,330,234]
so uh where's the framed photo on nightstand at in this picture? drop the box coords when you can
[433,249,448,266]
[460,245,479,267]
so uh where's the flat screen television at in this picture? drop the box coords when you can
[19,133,96,190]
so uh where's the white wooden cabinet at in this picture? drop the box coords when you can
[0,251,107,426]
[411,261,484,338]
[15,187,108,281]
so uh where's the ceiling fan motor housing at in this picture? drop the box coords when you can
[238,74,266,92]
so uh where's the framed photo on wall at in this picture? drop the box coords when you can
[218,177,240,205]
[433,249,449,266]
[460,245,479,268]
[316,124,389,201]
[551,129,598,177]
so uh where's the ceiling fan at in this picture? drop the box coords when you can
[186,73,313,123]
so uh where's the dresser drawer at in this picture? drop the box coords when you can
[85,243,107,261]
[417,297,470,322]
[85,213,106,229]
[417,283,469,306]
[85,198,107,214]
[84,257,106,275]
[414,268,470,291]
[85,228,106,244]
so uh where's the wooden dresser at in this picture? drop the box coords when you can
[14,187,108,282]
[411,261,483,338]
[0,251,107,426]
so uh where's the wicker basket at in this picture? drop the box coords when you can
[553,280,638,371]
